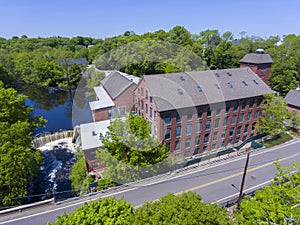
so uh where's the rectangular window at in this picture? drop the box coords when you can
[254,111,259,120]
[204,134,210,143]
[165,128,171,140]
[149,107,153,118]
[185,138,191,149]
[150,96,153,103]
[205,120,211,131]
[176,126,181,138]
[108,109,112,119]
[229,127,234,136]
[164,113,171,126]
[213,131,218,141]
[212,143,216,150]
[242,100,247,110]
[231,115,236,125]
[214,118,220,129]
[221,129,226,138]
[249,99,254,108]
[195,136,200,146]
[233,102,239,112]
[141,88,143,96]
[193,148,199,155]
[226,103,231,114]
[196,122,201,133]
[237,126,241,135]
[138,88,140,95]
[216,104,222,115]
[239,113,244,123]
[176,112,181,123]
[186,124,192,136]
[175,140,181,150]
[197,107,203,118]
[247,112,252,121]
[146,104,148,114]
[187,110,193,121]
[244,124,249,133]
[146,90,148,100]
[207,108,212,117]
[223,116,228,127]
[154,111,157,122]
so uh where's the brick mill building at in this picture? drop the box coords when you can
[133,67,273,157]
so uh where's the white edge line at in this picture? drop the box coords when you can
[0,188,137,225]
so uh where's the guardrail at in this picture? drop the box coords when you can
[0,198,54,215]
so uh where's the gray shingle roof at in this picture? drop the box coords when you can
[240,53,273,64]
[143,68,274,112]
[56,58,88,66]
[284,89,300,108]
[101,72,134,100]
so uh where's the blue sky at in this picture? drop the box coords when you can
[1,0,300,39]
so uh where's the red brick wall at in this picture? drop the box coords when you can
[287,105,300,116]
[240,63,272,84]
[114,83,136,113]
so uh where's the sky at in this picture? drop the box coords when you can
[1,0,300,39]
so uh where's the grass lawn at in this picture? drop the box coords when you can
[263,133,293,148]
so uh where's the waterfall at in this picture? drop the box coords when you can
[33,130,74,148]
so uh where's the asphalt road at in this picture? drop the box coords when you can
[1,138,300,225]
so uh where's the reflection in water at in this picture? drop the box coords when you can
[20,84,74,133]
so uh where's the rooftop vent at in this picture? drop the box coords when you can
[256,49,265,54]
[242,81,248,86]
[215,73,220,77]
[227,72,232,76]
[177,88,184,95]
[253,79,259,85]
[197,86,203,92]
[227,82,233,88]
[215,84,221,89]
[180,76,185,81]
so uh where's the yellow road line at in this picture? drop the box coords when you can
[134,152,300,208]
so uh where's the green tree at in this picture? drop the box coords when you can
[235,162,300,225]
[69,150,88,191]
[256,94,288,136]
[126,192,232,225]
[288,110,300,132]
[0,83,44,207]
[98,114,171,183]
[168,26,192,46]
[49,197,133,225]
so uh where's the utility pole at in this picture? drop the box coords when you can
[237,151,250,209]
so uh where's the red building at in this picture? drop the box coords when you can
[284,88,300,116]
[240,49,273,84]
[134,68,273,157]
[89,71,139,122]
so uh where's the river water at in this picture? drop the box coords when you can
[22,86,78,200]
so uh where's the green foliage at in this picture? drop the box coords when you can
[69,150,88,191]
[126,192,232,225]
[256,94,288,136]
[263,132,293,148]
[96,178,115,191]
[235,162,300,225]
[288,110,300,132]
[0,83,43,207]
[98,113,172,183]
[50,197,133,225]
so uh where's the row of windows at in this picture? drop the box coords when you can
[165,123,256,151]
[164,106,260,126]
[165,110,260,128]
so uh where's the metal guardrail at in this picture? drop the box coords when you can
[0,198,54,215]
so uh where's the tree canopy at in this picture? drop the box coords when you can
[235,162,300,224]
[256,93,289,136]
[98,114,172,184]
[0,82,44,207]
